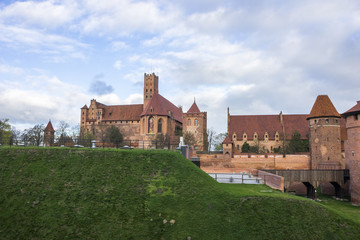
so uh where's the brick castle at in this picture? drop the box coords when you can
[79,73,207,150]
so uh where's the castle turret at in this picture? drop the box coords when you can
[44,120,55,147]
[307,95,343,169]
[143,73,159,109]
[182,99,207,151]
[342,100,360,205]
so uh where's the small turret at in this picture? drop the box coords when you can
[44,120,55,147]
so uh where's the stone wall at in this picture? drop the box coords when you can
[198,153,310,173]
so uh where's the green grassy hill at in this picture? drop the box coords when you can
[1,147,359,239]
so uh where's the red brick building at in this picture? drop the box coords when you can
[80,73,207,149]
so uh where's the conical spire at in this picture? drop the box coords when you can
[307,95,340,120]
[44,120,55,132]
[187,99,200,113]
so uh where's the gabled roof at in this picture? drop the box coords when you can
[222,135,232,144]
[187,101,200,113]
[102,104,144,121]
[342,101,360,117]
[44,121,55,132]
[140,93,183,123]
[81,104,88,109]
[307,95,340,120]
[228,114,308,140]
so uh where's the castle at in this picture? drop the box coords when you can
[80,73,207,150]
[206,95,359,205]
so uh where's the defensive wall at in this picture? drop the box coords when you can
[197,153,310,174]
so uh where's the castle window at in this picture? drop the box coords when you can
[325,119,329,123]
[146,89,148,93]
[148,117,154,133]
[355,115,359,121]
[315,120,317,124]
[150,89,152,93]
[195,119,198,126]
[188,119,191,126]
[237,145,240,150]
[158,119,162,133]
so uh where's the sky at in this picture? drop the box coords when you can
[0,0,360,134]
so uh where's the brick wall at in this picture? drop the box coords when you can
[198,153,310,173]
[345,114,360,205]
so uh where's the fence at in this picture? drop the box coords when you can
[207,173,263,184]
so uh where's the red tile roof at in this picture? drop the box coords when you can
[222,135,232,144]
[140,93,183,123]
[101,104,144,121]
[228,114,308,140]
[187,101,201,113]
[44,121,55,132]
[342,100,360,117]
[307,95,340,119]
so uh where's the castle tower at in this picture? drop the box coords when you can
[307,95,343,169]
[143,73,159,109]
[80,104,89,129]
[43,120,55,147]
[342,100,360,205]
[182,99,207,151]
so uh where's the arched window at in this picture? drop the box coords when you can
[195,119,198,126]
[158,118,162,133]
[148,117,154,133]
[188,119,191,126]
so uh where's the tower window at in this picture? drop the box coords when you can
[355,115,359,121]
[195,119,198,126]
[315,120,317,124]
[325,119,329,123]
[188,119,191,126]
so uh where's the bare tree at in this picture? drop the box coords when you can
[207,128,216,152]
[183,131,196,148]
[11,127,21,145]
[70,124,80,143]
[57,121,70,138]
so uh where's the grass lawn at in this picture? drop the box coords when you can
[1,147,359,239]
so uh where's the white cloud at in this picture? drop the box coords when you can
[78,0,179,36]
[0,23,88,61]
[0,63,22,74]
[0,0,81,29]
[113,60,122,70]
[111,41,128,51]
[0,74,90,128]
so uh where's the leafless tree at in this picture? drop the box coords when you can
[207,128,216,152]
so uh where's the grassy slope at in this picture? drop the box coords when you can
[0,147,359,240]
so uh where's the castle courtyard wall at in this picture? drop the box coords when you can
[198,153,310,173]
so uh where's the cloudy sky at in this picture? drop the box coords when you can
[1,0,359,133]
